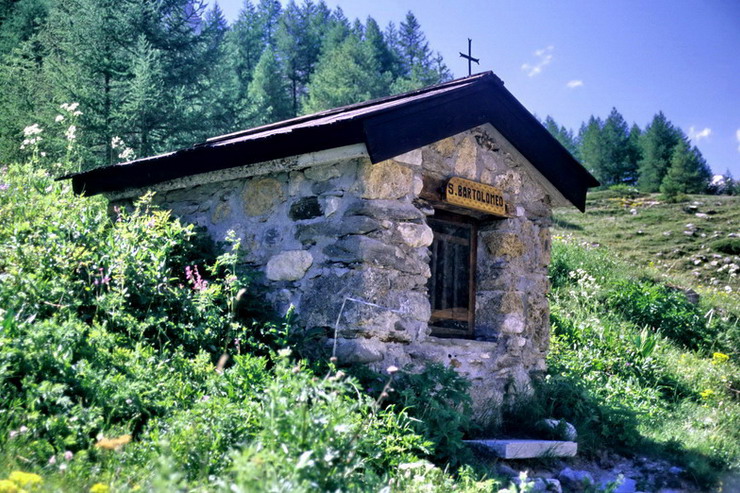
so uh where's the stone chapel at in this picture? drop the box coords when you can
[68,72,598,417]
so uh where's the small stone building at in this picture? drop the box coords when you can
[69,72,598,419]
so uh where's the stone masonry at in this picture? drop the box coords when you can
[112,123,556,423]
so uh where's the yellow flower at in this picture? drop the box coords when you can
[712,352,729,365]
[700,389,715,400]
[89,483,110,493]
[95,434,131,451]
[8,471,42,489]
[0,479,20,493]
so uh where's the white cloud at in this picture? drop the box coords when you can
[736,129,740,152]
[688,126,711,142]
[521,45,554,77]
[566,80,583,89]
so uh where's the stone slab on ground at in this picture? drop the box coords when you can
[465,439,577,459]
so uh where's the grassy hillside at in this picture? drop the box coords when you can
[544,188,739,487]
[554,188,740,292]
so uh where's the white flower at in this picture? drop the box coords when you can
[111,136,124,149]
[73,110,82,116]
[65,125,77,141]
[48,455,57,465]
[118,147,134,160]
[55,114,65,123]
[23,124,43,137]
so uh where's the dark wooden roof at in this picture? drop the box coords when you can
[65,72,598,211]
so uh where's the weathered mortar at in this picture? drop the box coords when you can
[114,124,555,423]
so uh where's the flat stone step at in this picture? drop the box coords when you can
[465,439,578,459]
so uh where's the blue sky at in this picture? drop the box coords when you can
[216,0,740,177]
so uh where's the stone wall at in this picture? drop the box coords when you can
[120,124,555,423]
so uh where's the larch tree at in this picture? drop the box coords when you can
[637,111,682,192]
[303,34,387,113]
[544,116,579,160]
[247,46,292,126]
[660,138,711,198]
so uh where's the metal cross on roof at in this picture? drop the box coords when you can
[459,38,480,76]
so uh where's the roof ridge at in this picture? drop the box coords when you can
[201,71,499,146]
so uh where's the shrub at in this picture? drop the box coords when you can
[606,280,711,350]
[710,238,740,256]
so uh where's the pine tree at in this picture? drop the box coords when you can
[364,16,399,77]
[637,112,682,192]
[578,116,605,182]
[625,123,643,184]
[228,0,265,88]
[256,0,281,48]
[276,0,325,116]
[392,12,449,91]
[247,46,292,125]
[303,35,387,113]
[660,138,711,199]
[119,36,168,157]
[199,2,243,135]
[599,108,635,185]
[321,6,350,54]
[543,116,579,159]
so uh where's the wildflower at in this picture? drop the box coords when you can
[8,471,43,488]
[60,102,79,113]
[55,114,65,123]
[19,426,28,434]
[712,352,729,365]
[0,184,8,191]
[95,434,131,451]
[700,389,715,400]
[118,147,134,160]
[65,125,77,141]
[185,265,208,291]
[58,463,67,472]
[64,450,73,461]
[0,479,19,493]
[89,483,110,493]
[111,136,124,149]
[48,455,56,465]
[23,124,42,137]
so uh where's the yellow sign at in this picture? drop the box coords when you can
[445,177,510,216]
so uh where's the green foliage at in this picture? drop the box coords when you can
[606,280,711,350]
[0,0,450,170]
[547,238,740,485]
[356,364,473,467]
[710,238,740,256]
[637,112,683,192]
[543,115,579,159]
[660,138,712,199]
[303,34,390,113]
[578,108,640,186]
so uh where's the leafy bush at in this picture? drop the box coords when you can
[606,280,711,350]
[354,363,473,467]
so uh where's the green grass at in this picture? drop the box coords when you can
[546,198,740,487]
[553,189,740,292]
